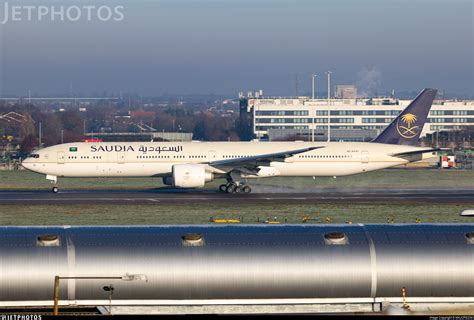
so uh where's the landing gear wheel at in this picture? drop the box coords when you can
[242,185,252,194]
[226,184,237,194]
[234,185,241,193]
[52,186,59,193]
[219,184,227,192]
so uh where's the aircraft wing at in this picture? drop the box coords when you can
[209,146,324,170]
[391,148,440,158]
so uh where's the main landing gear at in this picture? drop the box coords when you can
[219,182,252,194]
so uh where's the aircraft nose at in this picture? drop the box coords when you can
[21,158,33,170]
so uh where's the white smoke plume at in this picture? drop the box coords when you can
[356,67,382,98]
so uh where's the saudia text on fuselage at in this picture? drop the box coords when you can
[90,145,183,154]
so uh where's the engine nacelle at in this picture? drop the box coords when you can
[172,164,213,188]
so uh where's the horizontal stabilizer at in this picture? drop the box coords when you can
[391,148,440,157]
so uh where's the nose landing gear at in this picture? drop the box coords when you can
[47,175,59,193]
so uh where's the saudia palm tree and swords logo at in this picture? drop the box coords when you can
[396,113,420,138]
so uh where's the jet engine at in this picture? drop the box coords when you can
[170,164,213,188]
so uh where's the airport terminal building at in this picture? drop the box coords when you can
[241,95,474,141]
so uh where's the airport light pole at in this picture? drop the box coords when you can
[326,71,332,142]
[311,74,317,100]
[52,273,147,316]
[311,74,317,142]
[436,130,439,148]
[39,122,42,148]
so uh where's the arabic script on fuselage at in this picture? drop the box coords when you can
[90,145,183,154]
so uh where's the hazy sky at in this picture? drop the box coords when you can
[0,0,472,96]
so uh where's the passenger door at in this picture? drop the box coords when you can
[117,152,126,164]
[57,151,65,164]
[361,150,369,164]
[208,150,217,161]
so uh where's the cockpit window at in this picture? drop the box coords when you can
[28,154,40,159]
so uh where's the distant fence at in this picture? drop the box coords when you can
[0,161,23,171]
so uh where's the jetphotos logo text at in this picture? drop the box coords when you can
[0,1,125,24]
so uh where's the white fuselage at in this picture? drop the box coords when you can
[22,141,434,181]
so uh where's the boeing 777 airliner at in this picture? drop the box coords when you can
[22,88,438,193]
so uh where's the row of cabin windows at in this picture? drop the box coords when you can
[68,154,353,161]
[135,155,253,160]
[69,156,101,159]
[138,155,171,159]
[137,155,206,159]
[67,154,354,161]
[298,154,353,159]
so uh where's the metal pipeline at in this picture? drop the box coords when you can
[1,224,474,302]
